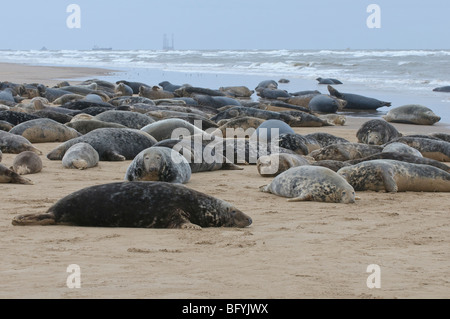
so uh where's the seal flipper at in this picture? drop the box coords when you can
[379,167,398,193]
[287,193,313,202]
[327,85,343,99]
[221,162,244,170]
[167,208,202,230]
[103,150,126,161]
[12,213,56,226]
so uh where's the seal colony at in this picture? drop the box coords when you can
[1,76,449,231]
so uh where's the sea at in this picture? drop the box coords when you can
[1,49,449,125]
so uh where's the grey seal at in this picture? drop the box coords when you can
[256,153,311,177]
[62,142,100,170]
[356,119,402,145]
[328,85,391,110]
[140,118,209,142]
[309,143,383,161]
[308,94,346,113]
[382,105,441,125]
[9,118,81,143]
[385,136,450,162]
[47,128,157,161]
[125,146,191,184]
[316,77,343,85]
[0,163,33,185]
[382,142,423,157]
[0,130,42,155]
[93,110,155,129]
[260,166,356,203]
[12,181,252,229]
[252,119,295,143]
[11,151,43,175]
[65,119,127,135]
[338,159,450,192]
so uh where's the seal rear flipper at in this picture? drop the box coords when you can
[4,167,34,185]
[379,168,398,193]
[167,208,202,230]
[12,213,56,226]
[287,193,312,202]
[103,150,126,161]
[221,162,244,170]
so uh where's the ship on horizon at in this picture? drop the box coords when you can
[92,45,112,51]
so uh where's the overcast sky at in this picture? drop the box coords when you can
[1,0,448,50]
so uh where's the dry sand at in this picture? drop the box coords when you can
[0,63,449,299]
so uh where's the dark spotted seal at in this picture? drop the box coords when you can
[125,146,191,184]
[338,159,450,192]
[11,151,43,175]
[385,136,450,162]
[47,128,157,161]
[12,181,253,229]
[309,143,383,161]
[356,119,402,145]
[260,166,356,203]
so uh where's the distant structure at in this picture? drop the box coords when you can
[163,34,175,50]
[92,45,112,51]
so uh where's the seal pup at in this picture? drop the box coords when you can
[12,181,253,229]
[11,151,43,175]
[338,159,450,192]
[356,119,402,145]
[125,146,191,184]
[383,105,441,125]
[0,163,33,185]
[62,142,100,170]
[260,166,356,203]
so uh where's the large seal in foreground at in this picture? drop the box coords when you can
[338,159,450,192]
[260,166,356,203]
[382,105,441,125]
[12,181,252,229]
[125,147,191,183]
[356,119,402,145]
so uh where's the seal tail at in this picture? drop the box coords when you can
[12,213,56,226]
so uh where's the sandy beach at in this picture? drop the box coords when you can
[1,63,449,299]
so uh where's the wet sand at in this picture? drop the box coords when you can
[0,63,449,299]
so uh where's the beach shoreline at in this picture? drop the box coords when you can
[1,62,449,299]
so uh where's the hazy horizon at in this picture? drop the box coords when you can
[0,0,448,51]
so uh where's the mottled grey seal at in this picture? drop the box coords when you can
[255,80,278,92]
[47,128,157,161]
[257,153,311,177]
[345,152,450,173]
[125,146,191,184]
[309,143,383,161]
[304,132,350,148]
[93,110,155,129]
[52,93,85,105]
[310,160,352,172]
[260,166,356,203]
[219,86,254,98]
[0,130,42,155]
[338,159,450,192]
[318,114,347,126]
[62,142,100,170]
[12,181,252,228]
[356,119,402,145]
[192,94,242,109]
[65,119,127,135]
[139,86,175,100]
[328,85,391,110]
[382,105,441,125]
[0,163,33,185]
[9,118,81,143]
[11,151,43,175]
[0,110,41,125]
[385,136,450,162]
[257,88,290,99]
[382,142,422,157]
[0,120,13,132]
[270,133,310,155]
[213,117,265,138]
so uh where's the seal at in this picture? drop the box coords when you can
[139,85,175,100]
[270,133,310,155]
[318,114,347,126]
[11,181,253,228]
[356,119,402,145]
[125,146,191,184]
[11,151,43,175]
[310,160,352,172]
[192,94,242,109]
[115,83,134,97]
[115,80,151,94]
[158,81,184,93]
[255,80,278,92]
[0,120,14,132]
[65,119,127,135]
[338,159,450,192]
[140,118,209,142]
[309,143,383,161]
[384,136,450,162]
[260,166,356,203]
[219,86,254,98]
[433,86,450,92]
[382,142,423,157]
[62,142,100,170]
[252,119,295,143]
[47,128,157,161]
[0,163,33,185]
[33,109,73,124]
[257,88,291,99]
[0,110,41,125]
[328,85,391,110]
[94,110,155,129]
[213,117,265,138]
[0,130,42,155]
[257,153,311,177]
[316,77,343,85]
[308,94,346,113]
[9,118,81,143]
[382,105,441,125]
[304,132,350,148]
